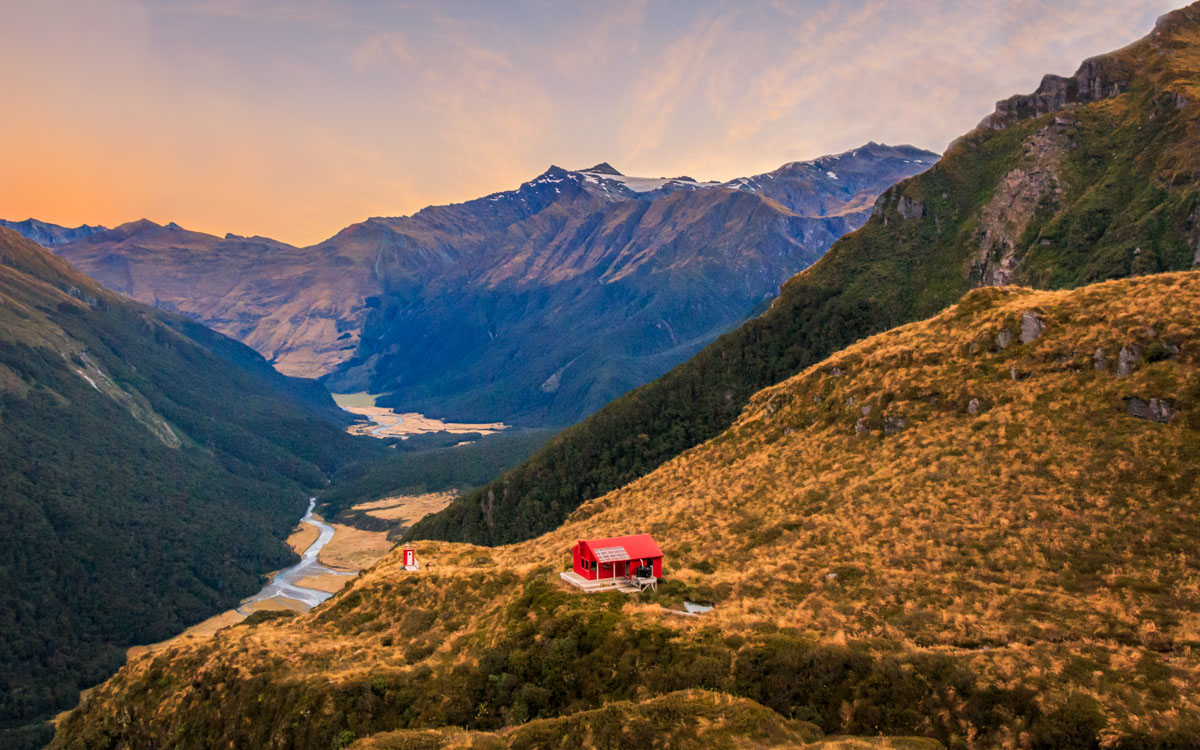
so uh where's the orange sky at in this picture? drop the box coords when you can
[0,0,1180,246]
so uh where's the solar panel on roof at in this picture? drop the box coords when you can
[593,545,630,562]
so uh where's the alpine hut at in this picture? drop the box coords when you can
[561,533,663,592]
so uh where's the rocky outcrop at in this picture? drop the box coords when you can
[983,54,1133,129]
[1020,311,1046,344]
[1190,205,1200,266]
[968,123,1070,287]
[896,196,925,220]
[1125,397,1175,423]
[1117,344,1141,377]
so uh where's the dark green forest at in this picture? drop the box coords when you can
[407,77,1200,546]
[320,429,553,527]
[0,233,382,748]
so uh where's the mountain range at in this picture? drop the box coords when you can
[408,1,1200,546]
[8,143,937,426]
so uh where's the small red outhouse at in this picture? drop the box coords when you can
[572,533,663,581]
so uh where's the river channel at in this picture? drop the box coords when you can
[237,498,356,613]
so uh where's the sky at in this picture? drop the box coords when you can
[0,0,1182,246]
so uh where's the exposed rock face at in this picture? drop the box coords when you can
[969,123,1069,286]
[1117,344,1141,377]
[1020,311,1046,344]
[896,196,925,220]
[1094,348,1109,371]
[1191,205,1200,266]
[968,398,982,415]
[884,416,907,435]
[997,330,1013,350]
[1125,397,1175,423]
[984,54,1132,129]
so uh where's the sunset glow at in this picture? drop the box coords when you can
[0,0,1178,245]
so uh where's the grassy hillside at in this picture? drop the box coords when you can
[406,2,1200,547]
[348,690,944,750]
[0,228,381,747]
[53,271,1200,749]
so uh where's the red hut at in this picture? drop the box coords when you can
[563,533,663,592]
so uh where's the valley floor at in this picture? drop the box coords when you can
[332,392,507,439]
[121,492,451,659]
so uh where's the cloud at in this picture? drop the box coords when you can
[159,0,340,23]
[620,11,732,160]
[353,30,414,70]
[611,0,1178,180]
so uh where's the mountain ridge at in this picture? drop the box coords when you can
[6,143,937,426]
[0,217,107,247]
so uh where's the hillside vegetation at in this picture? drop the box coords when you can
[0,228,380,747]
[54,271,1200,749]
[407,3,1200,546]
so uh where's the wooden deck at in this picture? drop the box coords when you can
[560,571,657,594]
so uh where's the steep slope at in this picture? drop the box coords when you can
[0,228,380,748]
[54,271,1200,749]
[409,3,1200,546]
[39,219,374,377]
[16,144,935,426]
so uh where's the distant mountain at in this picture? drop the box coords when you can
[0,228,378,748]
[0,217,107,246]
[325,142,938,426]
[9,143,936,426]
[409,2,1200,546]
[20,219,374,377]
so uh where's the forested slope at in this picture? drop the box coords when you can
[0,228,380,747]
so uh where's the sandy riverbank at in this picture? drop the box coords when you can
[331,392,506,439]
